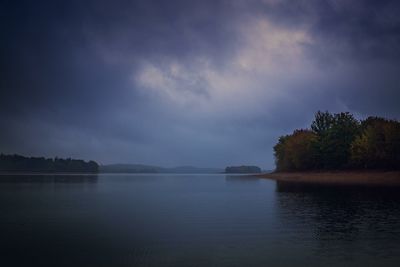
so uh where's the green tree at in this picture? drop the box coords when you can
[311,111,360,169]
[351,117,400,169]
[311,111,334,135]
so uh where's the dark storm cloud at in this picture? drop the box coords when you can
[253,0,400,118]
[1,0,400,168]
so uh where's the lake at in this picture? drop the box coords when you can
[1,173,400,266]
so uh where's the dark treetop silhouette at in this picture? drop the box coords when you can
[0,154,99,173]
[273,111,400,172]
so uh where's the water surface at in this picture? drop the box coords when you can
[1,174,400,266]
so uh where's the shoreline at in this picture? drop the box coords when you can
[0,172,99,176]
[256,171,400,186]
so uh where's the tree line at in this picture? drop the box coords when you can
[225,166,261,173]
[273,111,400,171]
[0,154,99,173]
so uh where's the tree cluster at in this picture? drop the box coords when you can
[225,166,261,173]
[0,154,99,173]
[273,111,400,171]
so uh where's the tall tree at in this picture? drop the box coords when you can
[311,111,360,169]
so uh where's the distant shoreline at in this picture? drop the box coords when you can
[0,172,98,176]
[256,171,400,186]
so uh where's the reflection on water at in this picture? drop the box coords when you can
[224,174,260,182]
[276,180,400,265]
[0,174,98,183]
[1,174,400,266]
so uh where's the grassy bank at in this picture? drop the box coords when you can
[257,171,400,186]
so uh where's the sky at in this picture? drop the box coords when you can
[1,0,400,168]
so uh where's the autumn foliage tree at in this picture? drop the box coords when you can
[274,130,318,171]
[274,111,400,171]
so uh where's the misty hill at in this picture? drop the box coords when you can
[100,164,163,173]
[225,166,262,173]
[0,154,99,173]
[100,164,223,174]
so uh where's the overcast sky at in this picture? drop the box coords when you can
[1,0,400,168]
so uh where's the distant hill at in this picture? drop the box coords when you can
[99,164,163,173]
[100,164,223,174]
[225,166,262,174]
